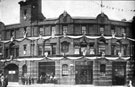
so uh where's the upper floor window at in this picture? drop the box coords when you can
[62,64,69,76]
[39,27,44,35]
[51,43,57,55]
[123,44,127,56]
[38,45,43,56]
[63,26,67,35]
[89,43,95,55]
[44,45,51,55]
[10,30,15,37]
[15,46,19,57]
[52,26,56,37]
[100,25,104,35]
[74,45,80,55]
[23,44,27,55]
[61,41,69,53]
[98,44,105,55]
[121,27,126,34]
[0,44,2,55]
[111,25,115,34]
[5,48,9,58]
[82,26,86,35]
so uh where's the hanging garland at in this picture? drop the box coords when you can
[94,1,135,13]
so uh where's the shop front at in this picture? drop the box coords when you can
[75,61,93,84]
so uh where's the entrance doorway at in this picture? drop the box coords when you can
[75,61,93,84]
[4,63,19,82]
[112,62,126,85]
[38,62,55,83]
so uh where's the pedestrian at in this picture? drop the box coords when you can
[0,75,6,87]
[4,75,8,87]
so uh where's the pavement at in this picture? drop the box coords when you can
[7,82,128,87]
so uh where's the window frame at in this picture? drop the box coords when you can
[62,64,69,76]
[81,26,86,35]
[61,41,69,53]
[100,64,106,73]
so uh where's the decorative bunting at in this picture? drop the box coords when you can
[0,35,135,44]
[94,1,135,13]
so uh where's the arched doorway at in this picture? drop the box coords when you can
[4,63,19,82]
[22,64,27,76]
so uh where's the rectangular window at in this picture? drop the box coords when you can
[52,43,56,55]
[116,45,120,55]
[100,25,104,34]
[39,27,44,35]
[44,26,51,35]
[0,45,2,55]
[52,26,56,37]
[98,44,105,55]
[5,48,9,58]
[111,45,115,55]
[10,30,14,37]
[63,26,67,34]
[15,47,19,57]
[82,26,86,34]
[26,27,31,37]
[89,44,95,55]
[123,45,127,56]
[100,64,106,73]
[121,27,126,34]
[44,45,51,55]
[111,25,115,34]
[74,45,80,54]
[30,44,35,56]
[62,64,69,76]
[38,45,43,56]
[23,45,27,55]
[74,25,81,35]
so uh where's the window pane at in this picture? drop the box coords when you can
[61,41,69,53]
[82,26,86,34]
[39,27,44,35]
[52,26,56,36]
[63,26,67,34]
[62,64,68,76]
[100,64,106,73]
[38,45,43,56]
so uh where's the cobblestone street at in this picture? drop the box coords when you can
[7,82,127,87]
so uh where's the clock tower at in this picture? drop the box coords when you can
[19,0,45,26]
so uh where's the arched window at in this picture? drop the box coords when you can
[22,64,27,76]
[62,64,68,76]
[61,41,69,53]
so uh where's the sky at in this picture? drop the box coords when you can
[0,0,135,25]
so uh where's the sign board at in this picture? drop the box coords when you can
[8,71,16,74]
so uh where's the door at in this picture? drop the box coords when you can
[4,64,19,82]
[75,61,93,84]
[112,62,126,85]
[39,62,55,83]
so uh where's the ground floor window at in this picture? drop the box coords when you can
[38,62,55,83]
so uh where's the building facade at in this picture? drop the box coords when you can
[0,0,135,86]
